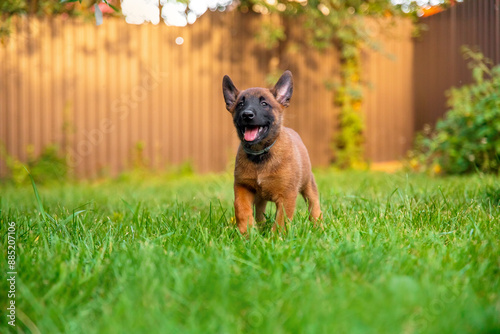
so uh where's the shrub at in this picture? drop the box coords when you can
[409,47,500,175]
[0,144,68,185]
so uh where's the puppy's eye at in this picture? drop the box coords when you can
[261,101,268,106]
[237,101,244,108]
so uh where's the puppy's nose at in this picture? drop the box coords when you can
[242,110,255,121]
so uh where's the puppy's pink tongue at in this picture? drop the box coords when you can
[244,127,259,141]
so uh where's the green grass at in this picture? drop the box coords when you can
[1,170,499,333]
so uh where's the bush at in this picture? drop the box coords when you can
[409,47,500,175]
[0,143,68,185]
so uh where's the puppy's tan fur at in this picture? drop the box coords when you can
[223,71,322,233]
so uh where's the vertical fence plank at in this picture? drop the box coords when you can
[73,19,86,176]
[116,20,128,173]
[496,0,500,62]
[31,18,42,159]
[199,14,211,172]
[17,19,28,166]
[210,13,224,172]
[51,18,63,164]
[0,21,7,176]
[95,15,106,176]
[190,17,203,171]
[105,19,117,176]
[159,24,171,169]
[62,17,73,175]
[44,17,52,161]
[144,24,154,170]
[127,23,138,170]
[85,20,97,177]
[5,18,18,171]
[149,24,160,170]
[168,26,180,167]
[181,24,191,167]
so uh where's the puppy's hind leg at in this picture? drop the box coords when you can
[273,196,297,233]
[301,175,322,227]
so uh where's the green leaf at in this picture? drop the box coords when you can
[102,0,120,12]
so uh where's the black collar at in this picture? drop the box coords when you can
[242,139,277,156]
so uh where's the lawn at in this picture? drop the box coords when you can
[1,170,499,333]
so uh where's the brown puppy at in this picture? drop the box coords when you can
[222,71,322,234]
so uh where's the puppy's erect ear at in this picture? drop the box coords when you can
[222,75,239,111]
[272,70,293,107]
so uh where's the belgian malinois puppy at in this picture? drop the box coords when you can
[222,71,322,234]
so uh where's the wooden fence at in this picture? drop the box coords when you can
[414,0,500,131]
[0,12,414,177]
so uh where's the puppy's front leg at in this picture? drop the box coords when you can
[254,196,268,224]
[234,184,255,234]
[273,196,297,232]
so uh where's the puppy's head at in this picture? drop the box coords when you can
[222,71,293,148]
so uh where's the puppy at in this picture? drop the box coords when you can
[223,71,322,234]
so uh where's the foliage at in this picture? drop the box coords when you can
[0,143,27,185]
[391,0,453,16]
[63,0,119,12]
[118,159,195,182]
[0,0,118,15]
[255,21,286,49]
[239,0,404,168]
[0,143,68,185]
[1,0,80,16]
[409,47,500,175]
[0,171,499,332]
[1,0,28,15]
[0,0,118,42]
[130,140,149,170]
[332,44,366,168]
